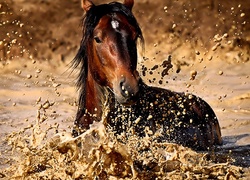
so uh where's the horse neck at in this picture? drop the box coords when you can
[84,70,111,119]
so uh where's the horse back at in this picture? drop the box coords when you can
[108,82,222,150]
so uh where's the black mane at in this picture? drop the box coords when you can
[72,2,144,110]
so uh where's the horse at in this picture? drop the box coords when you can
[72,0,222,151]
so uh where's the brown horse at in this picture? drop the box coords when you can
[72,0,222,150]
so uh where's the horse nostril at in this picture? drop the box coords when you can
[117,77,140,105]
[120,81,129,97]
[119,78,139,100]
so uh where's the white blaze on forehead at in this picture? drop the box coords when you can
[111,20,119,29]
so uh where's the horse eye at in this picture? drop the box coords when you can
[94,36,102,43]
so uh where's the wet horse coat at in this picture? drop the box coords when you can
[72,0,222,150]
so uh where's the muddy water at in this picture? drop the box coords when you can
[0,55,249,179]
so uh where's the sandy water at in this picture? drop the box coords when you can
[0,55,249,179]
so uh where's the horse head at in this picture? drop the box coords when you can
[82,0,143,105]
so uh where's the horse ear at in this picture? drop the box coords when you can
[124,0,134,10]
[81,0,94,12]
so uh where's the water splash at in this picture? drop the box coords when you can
[1,114,244,179]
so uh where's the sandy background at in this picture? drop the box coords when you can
[0,0,250,178]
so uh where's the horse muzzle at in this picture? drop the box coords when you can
[114,75,140,106]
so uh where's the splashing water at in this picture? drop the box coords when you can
[0,106,245,179]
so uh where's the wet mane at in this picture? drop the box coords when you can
[72,2,144,110]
